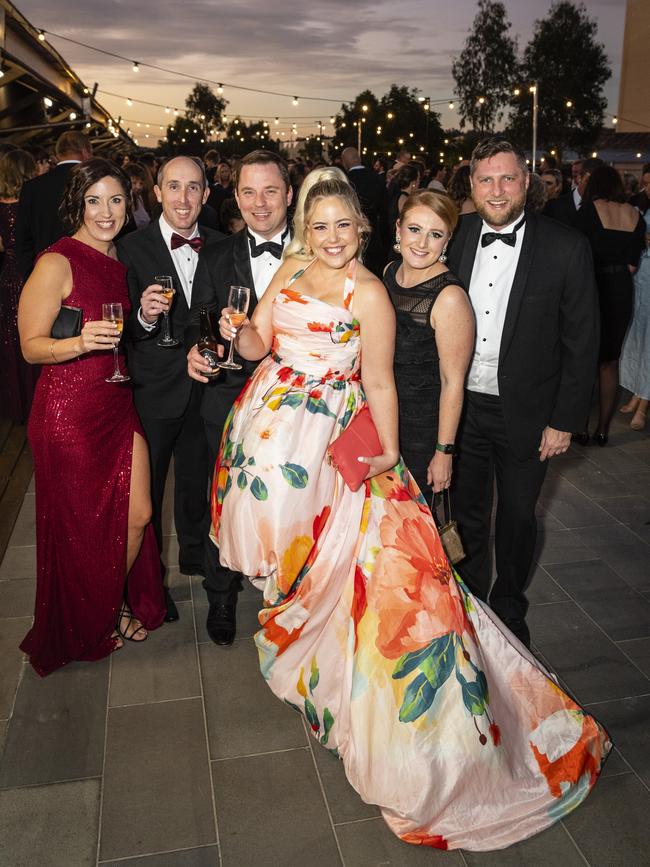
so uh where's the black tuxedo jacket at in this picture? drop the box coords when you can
[347,166,389,276]
[543,191,579,227]
[448,211,599,459]
[187,229,264,429]
[14,162,76,279]
[117,220,223,420]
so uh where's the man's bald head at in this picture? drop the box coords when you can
[341,147,362,170]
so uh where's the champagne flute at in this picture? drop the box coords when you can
[155,275,179,347]
[103,302,130,383]
[218,285,250,370]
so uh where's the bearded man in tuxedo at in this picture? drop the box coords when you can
[447,137,598,647]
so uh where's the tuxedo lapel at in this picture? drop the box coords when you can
[232,230,258,316]
[457,214,482,288]
[498,213,537,365]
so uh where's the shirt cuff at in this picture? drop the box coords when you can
[137,307,158,331]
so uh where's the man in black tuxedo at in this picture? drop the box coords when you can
[341,146,388,276]
[447,138,598,647]
[15,131,92,279]
[186,149,293,644]
[545,157,602,227]
[118,156,223,621]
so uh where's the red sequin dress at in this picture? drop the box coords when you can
[21,237,165,676]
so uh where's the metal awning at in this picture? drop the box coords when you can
[0,0,132,152]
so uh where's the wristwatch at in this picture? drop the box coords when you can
[435,442,457,455]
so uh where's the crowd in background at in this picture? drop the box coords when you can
[2,136,649,437]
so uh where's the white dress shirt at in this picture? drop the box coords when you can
[138,216,201,331]
[466,213,526,396]
[247,226,290,300]
[573,187,582,210]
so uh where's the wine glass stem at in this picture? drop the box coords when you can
[226,331,237,365]
[162,312,170,341]
[113,346,120,376]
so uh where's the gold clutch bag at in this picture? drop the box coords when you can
[430,489,466,565]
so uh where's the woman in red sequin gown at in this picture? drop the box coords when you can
[18,159,165,676]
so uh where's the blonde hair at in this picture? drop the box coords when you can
[291,176,370,263]
[284,166,347,260]
[399,189,458,235]
[0,149,36,199]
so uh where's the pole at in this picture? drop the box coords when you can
[357,116,361,154]
[532,82,538,170]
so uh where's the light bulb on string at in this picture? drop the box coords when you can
[292,96,299,106]
[217,84,223,94]
[38,30,46,41]
[132,62,139,73]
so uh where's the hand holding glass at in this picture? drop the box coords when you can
[218,285,250,370]
[103,302,130,383]
[155,276,179,347]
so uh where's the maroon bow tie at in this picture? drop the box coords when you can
[170,232,204,253]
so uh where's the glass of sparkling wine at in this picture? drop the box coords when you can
[155,275,179,347]
[218,285,250,370]
[103,302,130,383]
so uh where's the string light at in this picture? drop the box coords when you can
[292,96,299,106]
[566,100,573,108]
[69,111,77,120]
[43,96,53,108]
[217,83,223,94]
[38,29,45,41]
[132,62,139,73]
[126,98,133,106]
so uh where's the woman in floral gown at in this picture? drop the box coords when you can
[212,178,610,851]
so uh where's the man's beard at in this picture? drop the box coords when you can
[474,190,526,228]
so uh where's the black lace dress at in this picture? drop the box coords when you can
[384,260,465,497]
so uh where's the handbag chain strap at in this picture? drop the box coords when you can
[430,488,453,524]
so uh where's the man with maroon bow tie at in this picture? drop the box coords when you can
[118,156,224,621]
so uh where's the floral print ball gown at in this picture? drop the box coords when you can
[213,259,610,852]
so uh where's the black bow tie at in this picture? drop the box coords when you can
[481,216,526,248]
[247,229,287,260]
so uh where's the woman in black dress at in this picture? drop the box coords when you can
[384,190,474,497]
[576,165,646,444]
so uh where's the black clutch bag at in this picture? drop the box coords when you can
[51,305,83,339]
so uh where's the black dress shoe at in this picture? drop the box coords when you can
[592,433,608,447]
[206,601,236,645]
[502,617,531,649]
[179,562,206,578]
[164,587,179,623]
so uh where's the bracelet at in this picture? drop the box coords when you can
[49,341,58,363]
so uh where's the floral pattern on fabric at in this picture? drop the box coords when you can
[211,259,611,851]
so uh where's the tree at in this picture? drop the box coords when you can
[452,0,519,133]
[331,86,443,162]
[185,83,227,138]
[508,2,611,157]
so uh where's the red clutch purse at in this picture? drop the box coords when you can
[327,406,382,491]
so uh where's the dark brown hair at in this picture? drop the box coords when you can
[0,149,36,198]
[583,165,626,204]
[470,136,527,176]
[59,158,132,234]
[233,149,290,192]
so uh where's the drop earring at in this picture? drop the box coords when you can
[439,246,448,263]
[393,236,401,254]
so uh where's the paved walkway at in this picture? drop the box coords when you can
[0,412,648,866]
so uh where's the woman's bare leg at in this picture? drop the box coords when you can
[120,432,153,641]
